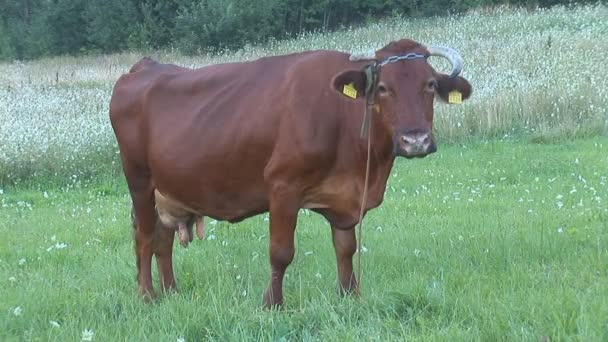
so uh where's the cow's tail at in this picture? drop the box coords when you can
[130,205,138,281]
[129,56,157,73]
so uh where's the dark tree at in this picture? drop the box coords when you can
[0,0,604,60]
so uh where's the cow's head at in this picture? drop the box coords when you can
[333,39,472,158]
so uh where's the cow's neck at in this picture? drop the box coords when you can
[362,117,395,209]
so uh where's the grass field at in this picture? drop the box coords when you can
[2,139,607,341]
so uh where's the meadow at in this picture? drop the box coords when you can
[1,4,607,341]
[2,140,607,341]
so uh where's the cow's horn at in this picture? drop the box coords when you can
[349,50,376,61]
[427,45,463,78]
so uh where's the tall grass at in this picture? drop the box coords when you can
[1,5,607,187]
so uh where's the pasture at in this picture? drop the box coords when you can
[1,4,607,341]
[2,139,607,340]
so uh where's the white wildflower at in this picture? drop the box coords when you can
[12,306,23,316]
[50,321,61,328]
[47,242,68,252]
[81,328,94,341]
[18,258,26,266]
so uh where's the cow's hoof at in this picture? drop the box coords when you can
[139,289,157,303]
[338,286,359,297]
[262,290,283,309]
[160,283,178,294]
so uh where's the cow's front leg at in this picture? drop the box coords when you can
[263,189,298,308]
[332,226,359,296]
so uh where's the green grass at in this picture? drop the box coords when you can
[2,138,607,341]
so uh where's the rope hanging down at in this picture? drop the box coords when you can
[356,62,380,290]
[355,53,424,290]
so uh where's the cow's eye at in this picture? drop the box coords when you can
[377,83,388,95]
[427,79,437,92]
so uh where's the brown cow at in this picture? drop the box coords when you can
[109,39,472,307]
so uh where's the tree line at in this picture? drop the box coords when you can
[0,0,601,60]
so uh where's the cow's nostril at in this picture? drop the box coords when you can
[400,135,413,144]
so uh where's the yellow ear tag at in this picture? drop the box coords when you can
[343,83,357,99]
[448,90,462,104]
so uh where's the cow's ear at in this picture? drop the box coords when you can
[332,70,367,100]
[435,74,472,104]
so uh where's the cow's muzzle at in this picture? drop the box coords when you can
[395,129,437,158]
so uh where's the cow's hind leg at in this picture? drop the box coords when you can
[262,187,298,308]
[128,178,158,300]
[155,219,177,292]
[332,226,359,296]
